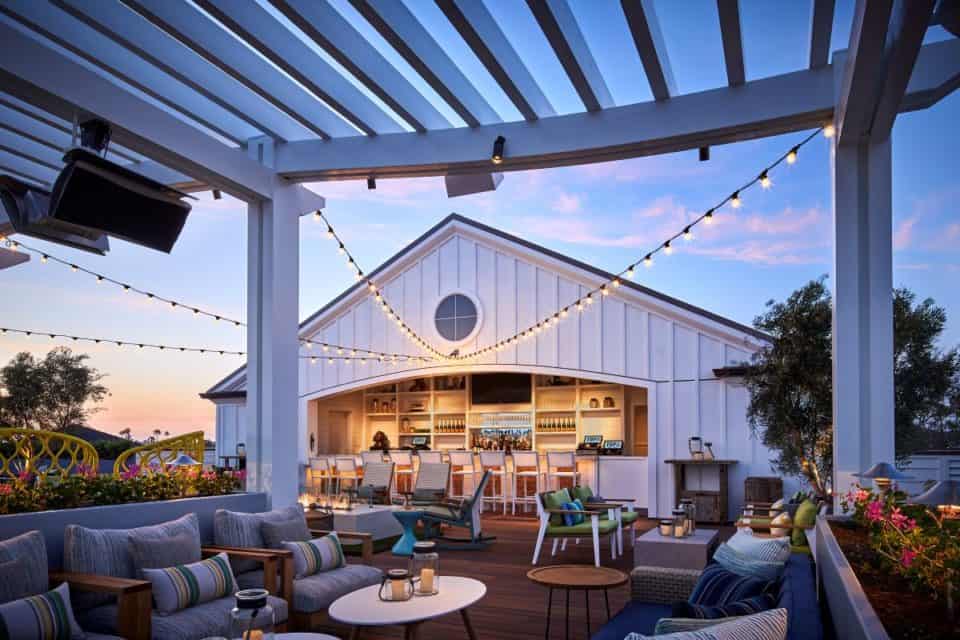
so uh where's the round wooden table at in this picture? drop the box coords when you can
[329,575,486,640]
[526,565,628,640]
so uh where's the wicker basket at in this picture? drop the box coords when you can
[744,476,783,504]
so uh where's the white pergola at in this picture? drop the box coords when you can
[0,0,957,507]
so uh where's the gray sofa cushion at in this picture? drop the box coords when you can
[260,516,311,549]
[0,530,49,603]
[129,530,202,576]
[214,505,303,573]
[63,513,200,609]
[291,564,383,613]
[79,594,288,640]
[85,634,125,640]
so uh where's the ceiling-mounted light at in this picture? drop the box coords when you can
[492,135,506,164]
[367,177,376,190]
[212,189,222,200]
[699,146,710,162]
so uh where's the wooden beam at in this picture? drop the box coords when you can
[621,0,676,101]
[716,0,745,86]
[437,0,555,120]
[268,0,450,133]
[348,0,501,127]
[808,0,836,69]
[527,0,614,111]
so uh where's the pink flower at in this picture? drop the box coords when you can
[0,484,13,496]
[17,470,34,484]
[202,471,217,481]
[900,548,918,568]
[887,507,916,531]
[855,489,870,504]
[865,500,884,523]
[120,464,141,481]
[234,470,246,482]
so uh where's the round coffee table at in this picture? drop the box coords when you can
[276,634,339,639]
[329,575,486,640]
[527,565,628,640]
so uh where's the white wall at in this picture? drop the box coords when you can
[900,453,960,495]
[214,400,246,462]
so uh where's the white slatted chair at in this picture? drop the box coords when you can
[308,457,331,497]
[416,450,443,465]
[546,450,580,492]
[355,461,394,504]
[334,456,361,495]
[448,450,477,501]
[388,450,415,498]
[511,451,542,515]
[479,451,510,514]
[360,451,385,466]
[411,462,451,505]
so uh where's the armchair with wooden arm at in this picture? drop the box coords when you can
[201,545,294,607]
[49,571,152,640]
[308,529,374,566]
[534,491,620,567]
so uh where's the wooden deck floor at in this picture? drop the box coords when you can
[319,513,659,640]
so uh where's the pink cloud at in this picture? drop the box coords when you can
[686,240,829,265]
[551,192,582,213]
[893,217,917,250]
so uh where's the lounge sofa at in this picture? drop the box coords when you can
[592,552,822,640]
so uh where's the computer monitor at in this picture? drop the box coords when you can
[583,435,603,445]
[601,439,623,450]
[411,436,428,447]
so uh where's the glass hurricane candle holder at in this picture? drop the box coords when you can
[379,569,414,602]
[410,541,440,596]
[229,589,274,640]
[658,519,673,536]
[672,508,687,538]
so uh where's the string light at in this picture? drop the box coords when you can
[730,191,742,208]
[786,147,798,165]
[704,210,714,225]
[663,241,673,255]
[682,227,693,241]
[40,254,48,263]
[644,254,653,268]
[626,265,635,279]
[759,171,771,189]
[823,123,835,138]
[313,211,322,222]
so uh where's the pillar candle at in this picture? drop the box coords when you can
[391,578,406,600]
[420,568,435,593]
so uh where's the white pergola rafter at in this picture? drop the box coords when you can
[716,0,746,87]
[621,0,676,101]
[808,0,836,69]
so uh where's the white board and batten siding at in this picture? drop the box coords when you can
[209,216,780,518]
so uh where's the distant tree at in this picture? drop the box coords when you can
[152,429,162,442]
[0,348,108,431]
[743,278,960,499]
[163,430,170,438]
[118,427,132,440]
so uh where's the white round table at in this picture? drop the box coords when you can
[276,634,340,640]
[329,576,486,640]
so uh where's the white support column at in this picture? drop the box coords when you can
[831,137,895,502]
[245,187,300,507]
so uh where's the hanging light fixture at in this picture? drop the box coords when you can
[730,191,742,208]
[491,136,506,164]
[786,147,798,164]
[759,171,771,189]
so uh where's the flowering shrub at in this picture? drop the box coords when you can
[842,485,959,619]
[0,467,246,515]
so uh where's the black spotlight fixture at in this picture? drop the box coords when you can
[699,146,710,162]
[212,189,222,200]
[492,135,505,164]
[367,177,376,190]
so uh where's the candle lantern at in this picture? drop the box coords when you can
[658,519,673,536]
[378,569,414,602]
[410,541,440,596]
[671,508,686,538]
[236,442,246,457]
[680,498,696,534]
[688,437,703,460]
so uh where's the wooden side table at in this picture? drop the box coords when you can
[526,565,627,640]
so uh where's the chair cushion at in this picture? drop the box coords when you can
[0,581,84,639]
[714,544,785,583]
[769,512,792,538]
[282,533,345,578]
[688,564,772,607]
[63,513,200,610]
[214,505,303,574]
[0,530,49,603]
[421,504,460,521]
[84,634,125,640]
[792,500,818,546]
[726,530,791,564]
[624,607,788,640]
[542,488,572,525]
[291,564,383,613]
[546,518,618,536]
[672,592,777,619]
[79,594,288,640]
[777,553,823,640]
[129,531,201,577]
[260,516,311,550]
[589,600,672,640]
[620,510,640,525]
[571,485,593,502]
[142,552,237,614]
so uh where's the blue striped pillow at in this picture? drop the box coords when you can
[0,581,84,640]
[688,564,771,606]
[142,552,237,614]
[672,592,777,619]
[561,499,585,526]
[627,607,788,639]
[714,543,785,583]
[726,530,791,563]
[282,533,345,578]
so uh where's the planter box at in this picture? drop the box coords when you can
[814,515,890,640]
[0,492,267,568]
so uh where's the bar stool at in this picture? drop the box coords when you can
[511,450,542,515]
[546,450,580,492]
[416,450,443,465]
[388,450,415,498]
[360,451,384,466]
[478,450,510,514]
[447,450,477,500]
[334,456,361,496]
[308,457,331,497]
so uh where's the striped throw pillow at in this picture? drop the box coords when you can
[282,533,345,578]
[714,544,785,583]
[654,616,745,634]
[626,607,787,639]
[726,530,791,563]
[688,564,771,607]
[142,552,237,614]
[672,592,777,619]
[0,582,84,640]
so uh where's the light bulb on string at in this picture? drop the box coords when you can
[337,243,345,255]
[601,285,609,296]
[70,264,78,272]
[586,293,594,305]
[625,265,635,279]
[313,211,322,222]
[786,147,798,165]
[663,241,673,255]
[759,171,771,189]
[560,307,569,318]
[682,227,692,241]
[704,210,714,225]
[326,225,335,239]
[730,191,742,208]
[823,123,835,138]
[612,278,621,288]
[40,255,48,263]
[643,254,653,268]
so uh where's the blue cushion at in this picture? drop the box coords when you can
[714,543,785,582]
[778,553,823,640]
[589,600,671,640]
[688,564,772,606]
[561,499,585,526]
[672,592,776,618]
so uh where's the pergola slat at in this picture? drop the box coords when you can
[54,0,312,143]
[0,128,65,171]
[196,0,402,137]
[269,0,450,134]
[437,0,555,121]
[527,0,614,112]
[716,0,746,86]
[621,0,676,101]
[0,160,52,187]
[348,0,501,128]
[808,0,836,69]
[0,1,257,147]
[121,0,356,140]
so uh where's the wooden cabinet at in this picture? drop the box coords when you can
[665,459,738,524]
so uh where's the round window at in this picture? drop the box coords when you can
[434,294,478,342]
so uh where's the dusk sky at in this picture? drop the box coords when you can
[1,0,957,441]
